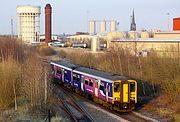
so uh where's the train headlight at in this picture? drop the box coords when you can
[122,103,128,108]
[130,97,135,100]
[114,98,120,101]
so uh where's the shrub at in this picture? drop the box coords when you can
[38,45,56,56]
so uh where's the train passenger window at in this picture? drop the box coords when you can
[73,74,77,81]
[57,69,61,74]
[130,82,135,92]
[64,70,67,74]
[100,82,104,91]
[51,65,54,70]
[77,75,80,81]
[85,79,89,85]
[114,82,121,92]
[89,82,93,87]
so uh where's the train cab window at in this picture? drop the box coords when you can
[85,79,89,85]
[100,82,104,91]
[64,70,67,74]
[114,82,121,92]
[130,82,135,92]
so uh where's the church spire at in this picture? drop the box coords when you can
[130,9,136,31]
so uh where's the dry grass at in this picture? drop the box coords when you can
[37,44,56,56]
[0,37,50,120]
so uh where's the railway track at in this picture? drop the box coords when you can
[53,83,95,122]
[52,83,158,122]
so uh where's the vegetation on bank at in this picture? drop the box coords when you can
[0,37,52,121]
[59,47,180,118]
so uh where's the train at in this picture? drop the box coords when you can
[50,60,137,112]
[72,43,87,48]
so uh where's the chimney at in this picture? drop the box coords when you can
[45,4,52,43]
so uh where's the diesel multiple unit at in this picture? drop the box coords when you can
[50,60,137,112]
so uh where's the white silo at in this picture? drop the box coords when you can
[17,5,41,44]
[100,20,106,33]
[89,20,96,35]
[110,20,117,32]
[91,37,99,52]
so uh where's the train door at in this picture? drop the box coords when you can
[81,76,84,91]
[122,81,130,103]
[95,80,99,97]
[106,83,109,102]
[62,69,64,82]
[53,65,57,77]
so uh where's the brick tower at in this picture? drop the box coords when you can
[45,4,52,43]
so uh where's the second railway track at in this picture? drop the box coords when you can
[53,83,95,122]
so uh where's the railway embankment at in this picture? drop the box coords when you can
[52,47,180,121]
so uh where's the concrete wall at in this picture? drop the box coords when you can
[154,31,180,38]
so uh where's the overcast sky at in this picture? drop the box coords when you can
[0,0,179,35]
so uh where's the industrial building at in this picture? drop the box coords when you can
[173,17,180,31]
[154,31,180,38]
[109,38,180,57]
[17,5,41,44]
[89,20,96,35]
[88,20,117,34]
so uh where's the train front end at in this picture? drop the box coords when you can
[113,80,137,112]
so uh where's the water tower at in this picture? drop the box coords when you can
[17,5,41,44]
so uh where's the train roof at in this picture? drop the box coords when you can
[51,61,77,71]
[74,66,130,83]
[51,60,132,83]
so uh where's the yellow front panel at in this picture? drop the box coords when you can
[128,80,137,103]
[123,84,129,103]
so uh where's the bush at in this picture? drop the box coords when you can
[0,37,50,112]
[0,56,22,108]
[38,45,56,56]
[0,37,24,62]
